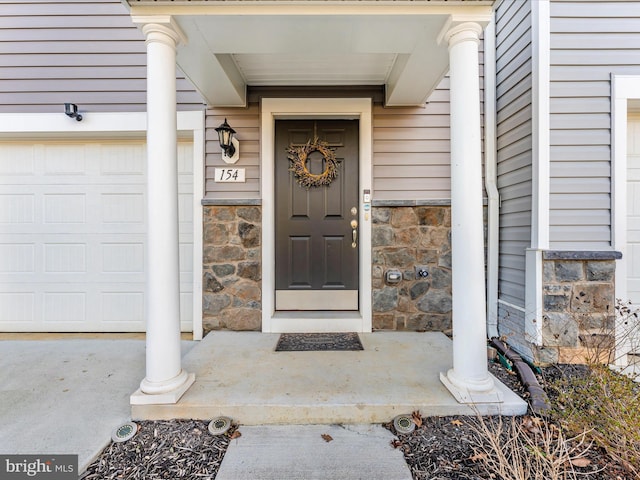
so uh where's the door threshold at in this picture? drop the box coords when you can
[266,311,366,333]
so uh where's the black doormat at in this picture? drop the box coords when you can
[275,332,364,352]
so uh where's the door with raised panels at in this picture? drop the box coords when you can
[275,120,359,310]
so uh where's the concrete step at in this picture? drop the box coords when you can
[132,331,528,424]
[215,425,413,480]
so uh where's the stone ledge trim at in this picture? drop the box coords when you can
[372,199,489,207]
[542,250,622,261]
[202,198,262,206]
[372,199,452,207]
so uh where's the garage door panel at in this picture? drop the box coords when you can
[0,145,36,175]
[4,175,146,186]
[1,190,146,234]
[43,291,86,323]
[180,291,192,330]
[44,193,87,224]
[101,192,145,225]
[101,291,145,323]
[0,140,194,332]
[0,243,35,273]
[0,292,34,323]
[0,194,35,224]
[100,144,145,176]
[44,243,87,273]
[102,242,145,274]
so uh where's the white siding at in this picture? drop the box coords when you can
[0,0,202,113]
[496,0,532,309]
[549,0,640,249]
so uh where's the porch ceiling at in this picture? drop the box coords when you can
[125,2,493,107]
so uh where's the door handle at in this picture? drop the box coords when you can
[351,220,358,248]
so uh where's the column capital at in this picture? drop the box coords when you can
[132,15,188,47]
[437,19,486,49]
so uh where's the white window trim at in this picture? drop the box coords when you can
[0,111,205,340]
[260,98,373,333]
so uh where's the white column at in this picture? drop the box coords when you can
[131,19,194,405]
[439,22,503,404]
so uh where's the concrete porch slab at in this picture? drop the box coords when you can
[132,332,527,423]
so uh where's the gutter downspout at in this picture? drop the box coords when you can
[484,16,500,339]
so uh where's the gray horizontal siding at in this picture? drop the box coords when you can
[372,81,453,201]
[373,56,484,201]
[497,301,533,360]
[549,0,640,249]
[0,0,203,113]
[203,68,485,202]
[205,106,261,199]
[496,0,532,312]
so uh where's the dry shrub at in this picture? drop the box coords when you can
[468,415,590,480]
[546,300,640,476]
[549,364,640,476]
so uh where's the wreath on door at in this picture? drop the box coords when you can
[287,137,340,189]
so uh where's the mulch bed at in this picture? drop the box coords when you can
[388,362,637,480]
[82,360,637,480]
[80,420,234,479]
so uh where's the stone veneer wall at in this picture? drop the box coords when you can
[202,205,262,333]
[371,205,453,331]
[537,251,619,364]
[202,204,453,333]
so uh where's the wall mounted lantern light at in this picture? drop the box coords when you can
[64,103,83,122]
[215,118,240,164]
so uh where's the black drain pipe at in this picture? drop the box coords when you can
[490,338,551,415]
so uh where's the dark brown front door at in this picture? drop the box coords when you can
[275,120,359,310]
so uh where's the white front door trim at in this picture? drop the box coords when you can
[260,98,373,333]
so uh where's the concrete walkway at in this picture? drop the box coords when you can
[0,337,193,472]
[216,424,412,480]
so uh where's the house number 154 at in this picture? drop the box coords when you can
[214,168,246,183]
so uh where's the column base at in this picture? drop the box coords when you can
[131,371,195,405]
[440,370,504,404]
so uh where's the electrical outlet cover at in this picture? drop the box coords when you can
[414,266,429,279]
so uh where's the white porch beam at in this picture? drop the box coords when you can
[174,17,246,108]
[439,21,503,404]
[131,17,195,405]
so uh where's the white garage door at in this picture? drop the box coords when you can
[627,116,640,353]
[628,117,640,305]
[0,140,194,332]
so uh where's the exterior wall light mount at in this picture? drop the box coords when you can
[215,118,240,164]
[64,103,83,122]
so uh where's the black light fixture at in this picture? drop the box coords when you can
[215,118,236,158]
[64,103,82,122]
